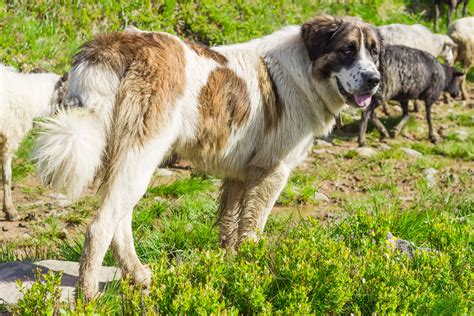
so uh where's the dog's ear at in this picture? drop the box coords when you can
[301,15,345,61]
[375,28,386,70]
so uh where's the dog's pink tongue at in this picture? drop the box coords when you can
[354,94,372,108]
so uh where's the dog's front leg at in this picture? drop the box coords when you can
[237,163,289,244]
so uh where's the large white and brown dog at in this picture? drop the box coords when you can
[34,15,383,299]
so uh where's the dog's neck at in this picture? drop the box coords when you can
[255,26,344,137]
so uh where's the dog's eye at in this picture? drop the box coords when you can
[339,45,355,57]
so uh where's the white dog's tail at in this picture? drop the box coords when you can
[33,55,121,199]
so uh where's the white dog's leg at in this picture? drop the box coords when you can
[78,135,174,301]
[237,163,289,244]
[218,178,244,249]
[2,147,19,221]
[111,212,151,287]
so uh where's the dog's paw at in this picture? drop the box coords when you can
[131,264,152,288]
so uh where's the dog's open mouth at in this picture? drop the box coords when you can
[337,79,373,108]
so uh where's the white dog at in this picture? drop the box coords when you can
[34,15,383,299]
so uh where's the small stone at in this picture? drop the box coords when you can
[55,199,72,208]
[386,232,415,257]
[313,192,330,202]
[377,143,391,151]
[2,226,8,232]
[455,129,469,141]
[156,168,174,177]
[48,193,67,200]
[424,168,438,188]
[400,147,422,158]
[314,138,333,146]
[355,147,377,158]
[312,148,335,155]
[18,223,27,228]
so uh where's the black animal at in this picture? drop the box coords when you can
[434,0,469,31]
[358,45,463,147]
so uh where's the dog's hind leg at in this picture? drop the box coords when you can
[218,178,245,249]
[1,144,19,221]
[111,212,151,288]
[390,100,410,138]
[237,163,289,244]
[79,136,174,301]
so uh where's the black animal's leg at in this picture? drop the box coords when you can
[447,5,454,29]
[425,101,439,143]
[434,2,440,32]
[462,0,467,16]
[370,110,390,139]
[358,107,371,147]
[390,100,410,138]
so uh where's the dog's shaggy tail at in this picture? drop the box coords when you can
[33,108,108,199]
[33,46,122,198]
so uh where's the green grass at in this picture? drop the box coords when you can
[1,0,473,73]
[1,0,474,314]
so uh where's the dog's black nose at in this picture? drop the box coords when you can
[363,72,381,88]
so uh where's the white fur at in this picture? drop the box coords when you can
[378,23,457,64]
[34,65,119,198]
[448,17,474,100]
[0,65,60,220]
[33,109,106,199]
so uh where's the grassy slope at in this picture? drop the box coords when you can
[1,1,473,314]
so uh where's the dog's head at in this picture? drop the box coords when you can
[302,15,384,109]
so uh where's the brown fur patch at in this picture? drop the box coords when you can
[92,32,186,187]
[196,68,251,153]
[256,58,283,134]
[185,40,228,65]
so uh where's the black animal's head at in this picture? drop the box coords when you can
[302,15,384,109]
[442,65,464,98]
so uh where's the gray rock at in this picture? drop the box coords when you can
[314,138,333,146]
[400,147,423,158]
[386,232,437,258]
[377,143,391,151]
[313,192,330,202]
[455,129,469,141]
[312,148,336,155]
[54,199,72,208]
[48,193,67,200]
[386,232,414,257]
[0,260,121,304]
[423,168,438,188]
[156,168,175,177]
[355,147,377,158]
